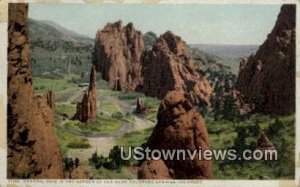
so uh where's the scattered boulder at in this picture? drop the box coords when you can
[256,132,276,151]
[236,5,295,115]
[135,97,148,114]
[142,31,213,107]
[7,3,64,178]
[93,21,144,90]
[138,91,212,179]
[73,65,97,123]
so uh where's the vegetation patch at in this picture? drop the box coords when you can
[144,110,157,123]
[209,114,295,179]
[55,125,91,155]
[33,74,78,92]
[64,114,122,135]
[118,91,145,100]
[56,103,76,118]
[101,102,119,114]
[117,127,153,148]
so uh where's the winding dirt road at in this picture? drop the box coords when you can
[64,88,155,160]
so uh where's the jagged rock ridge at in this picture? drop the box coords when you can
[93,21,144,90]
[7,3,64,178]
[142,31,213,106]
[138,91,212,179]
[73,65,97,123]
[236,5,295,115]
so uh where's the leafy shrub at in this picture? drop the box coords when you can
[89,146,129,170]
[112,112,124,119]
[266,118,285,138]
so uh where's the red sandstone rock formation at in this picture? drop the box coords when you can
[256,132,276,151]
[142,31,213,106]
[138,91,212,179]
[93,21,144,90]
[44,88,55,114]
[236,5,295,115]
[73,65,97,123]
[138,160,173,179]
[7,3,64,178]
[256,132,276,160]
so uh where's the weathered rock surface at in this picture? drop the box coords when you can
[7,3,64,178]
[236,5,295,115]
[135,97,147,114]
[256,132,276,151]
[142,31,213,106]
[93,21,144,90]
[73,65,97,123]
[138,160,173,179]
[138,91,212,179]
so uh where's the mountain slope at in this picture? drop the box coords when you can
[29,19,94,78]
[191,44,258,59]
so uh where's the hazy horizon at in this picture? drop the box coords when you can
[29,3,282,45]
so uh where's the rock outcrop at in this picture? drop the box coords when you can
[7,3,64,178]
[138,91,212,179]
[142,31,213,107]
[256,132,276,160]
[93,21,144,90]
[135,97,147,114]
[73,65,97,123]
[256,132,276,151]
[138,160,173,179]
[236,5,295,115]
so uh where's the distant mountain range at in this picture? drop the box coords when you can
[190,44,259,59]
[28,18,250,79]
[29,18,94,45]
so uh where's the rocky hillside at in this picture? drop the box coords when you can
[7,4,64,178]
[138,91,212,179]
[142,31,213,106]
[93,21,144,90]
[236,5,295,115]
[29,19,93,78]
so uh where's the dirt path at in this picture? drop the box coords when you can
[66,87,87,104]
[67,137,116,160]
[63,88,155,162]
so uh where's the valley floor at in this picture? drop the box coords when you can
[34,75,295,179]
[44,77,158,178]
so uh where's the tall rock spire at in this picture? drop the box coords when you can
[7,3,64,178]
[73,65,97,123]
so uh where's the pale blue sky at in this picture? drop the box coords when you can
[29,3,282,45]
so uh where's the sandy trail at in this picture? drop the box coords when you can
[67,137,116,160]
[63,88,155,162]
